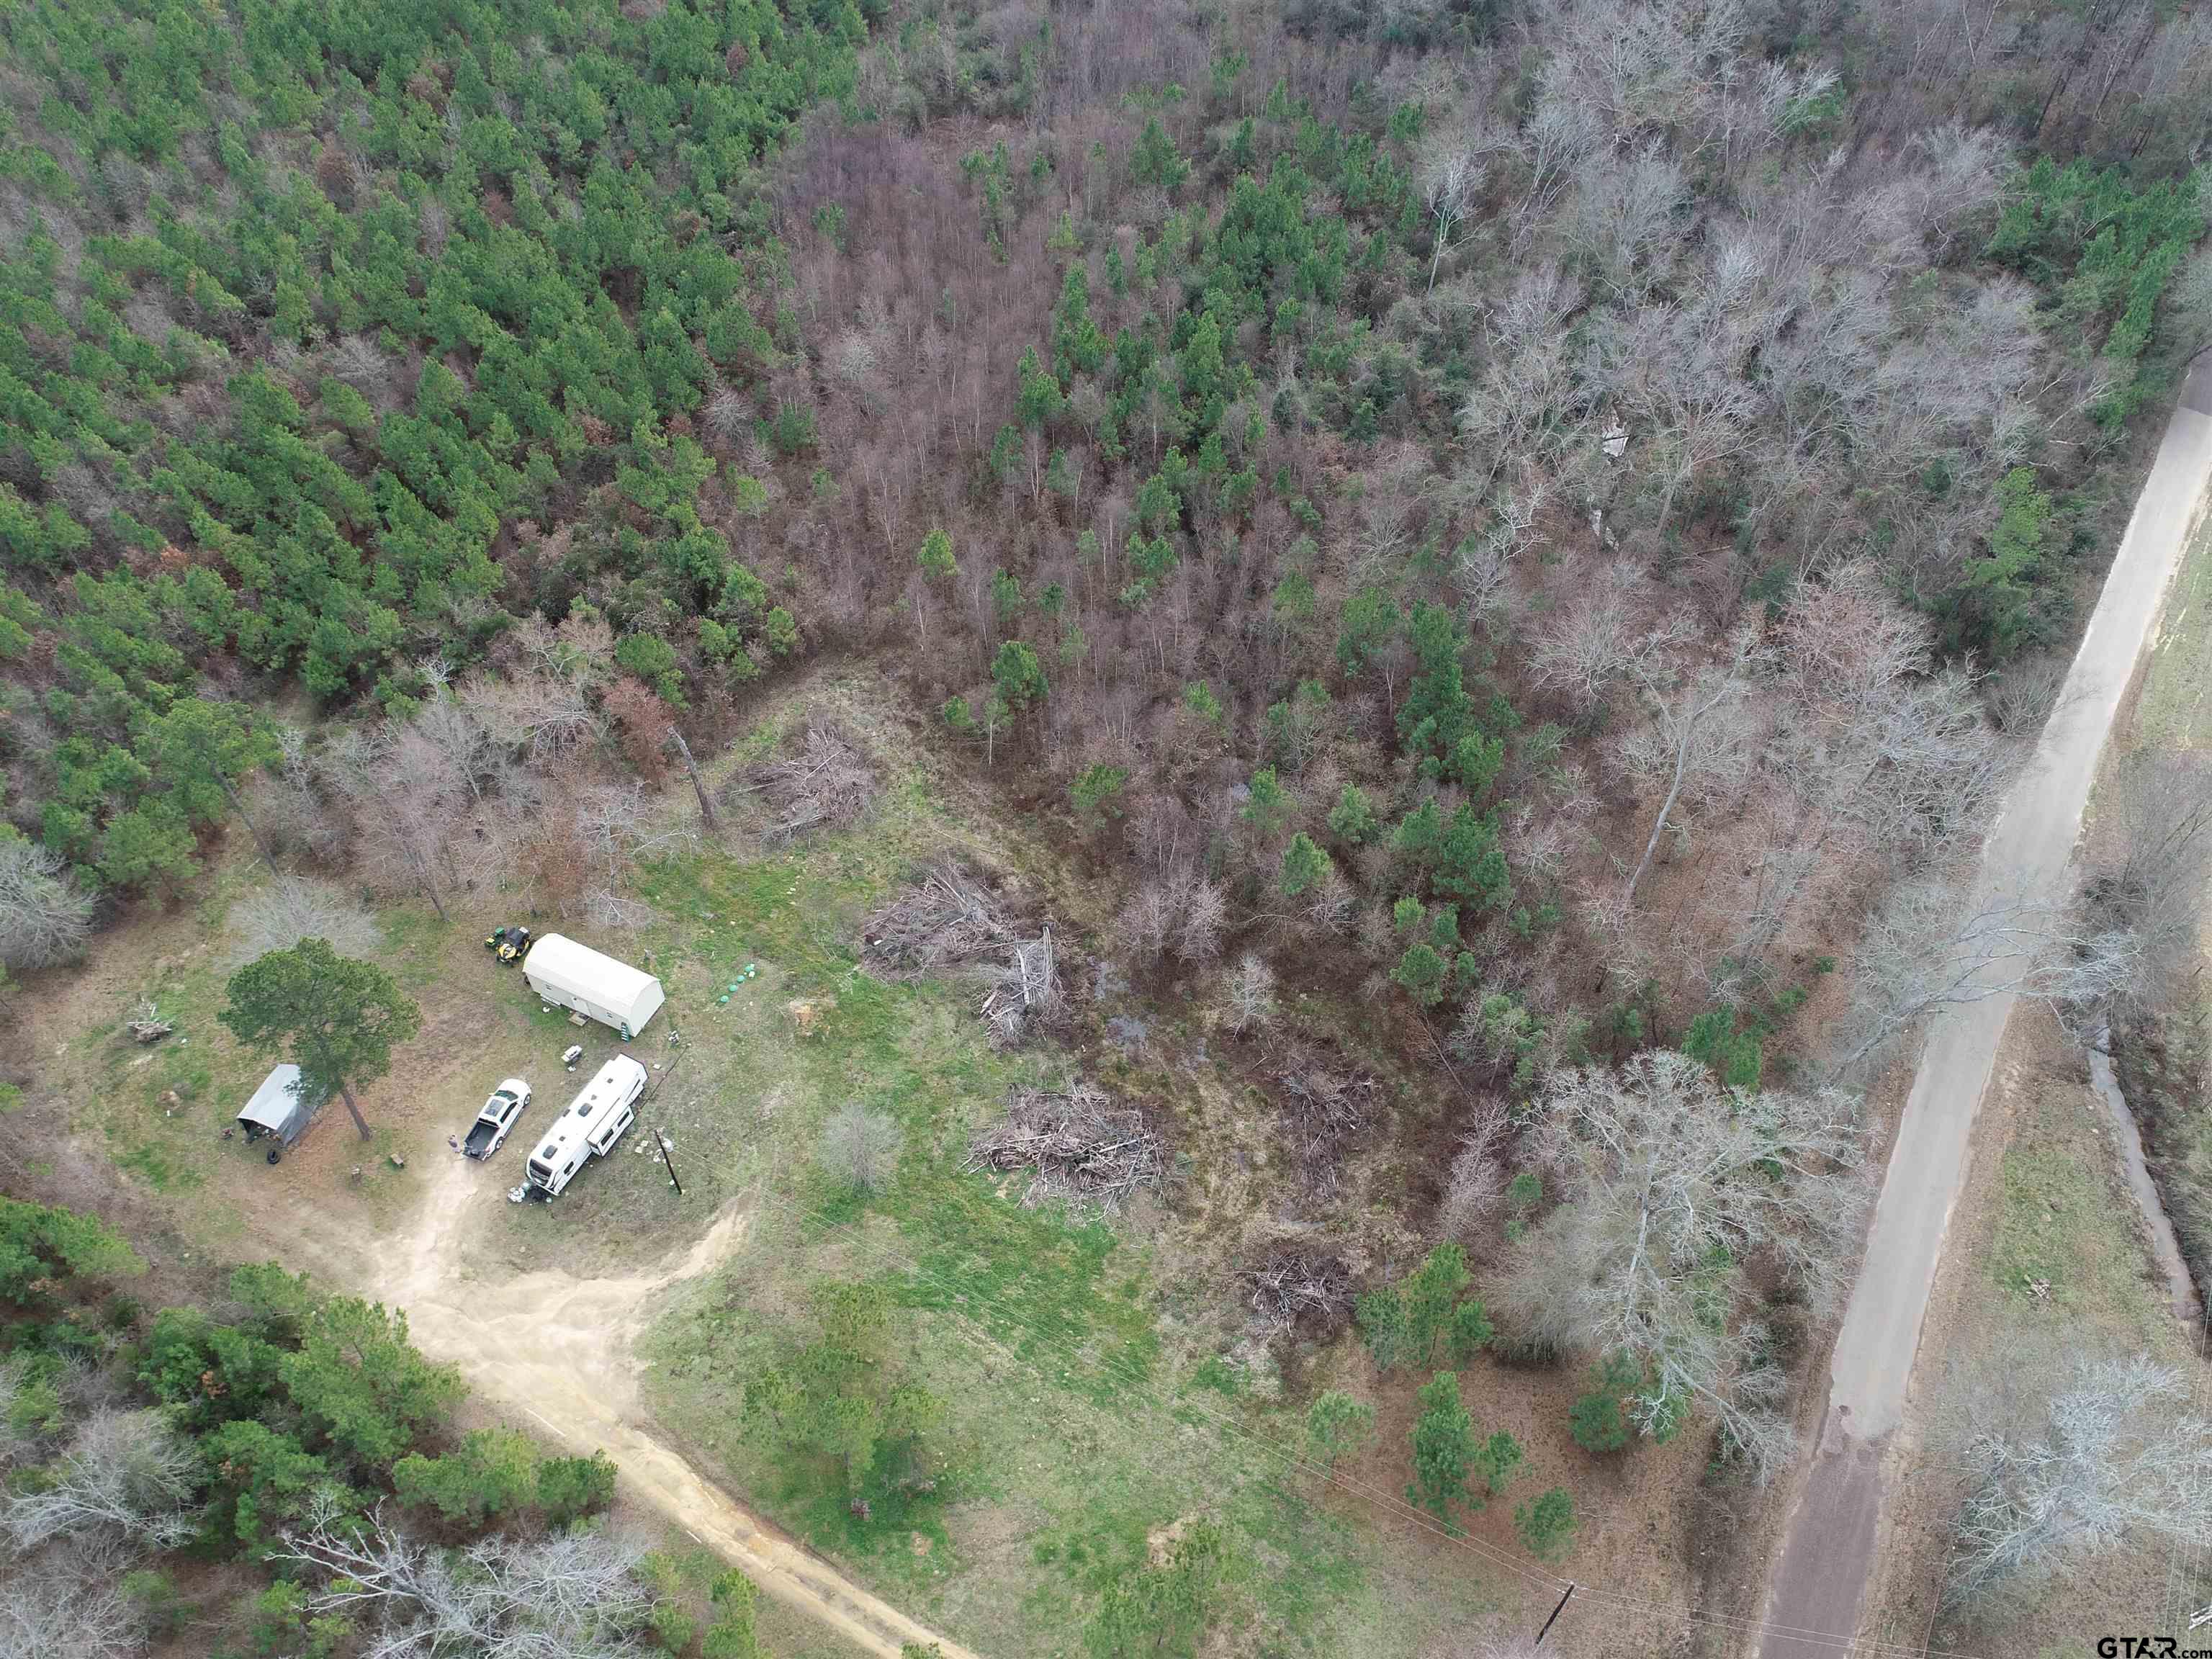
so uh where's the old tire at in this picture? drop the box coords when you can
[266,1146,282,1165]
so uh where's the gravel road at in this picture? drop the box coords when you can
[1755,357,2212,1659]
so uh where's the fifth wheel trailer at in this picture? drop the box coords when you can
[523,1054,647,1198]
[521,934,665,1038]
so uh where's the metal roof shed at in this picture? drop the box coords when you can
[521,933,665,1038]
[236,1064,312,1146]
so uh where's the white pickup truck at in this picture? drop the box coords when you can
[523,1056,647,1198]
[464,1079,532,1159]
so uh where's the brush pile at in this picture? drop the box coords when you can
[863,861,1064,1045]
[1268,1047,1378,1202]
[978,929,1060,1046]
[1238,1249,1354,1338]
[742,722,876,842]
[863,862,1014,975]
[966,1082,1162,1212]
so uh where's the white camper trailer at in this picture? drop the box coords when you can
[523,1054,647,1197]
[521,935,665,1038]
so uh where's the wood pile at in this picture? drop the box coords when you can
[1269,1048,1377,1201]
[863,861,1065,1046]
[965,1082,1161,1212]
[740,723,876,842]
[1238,1250,1354,1337]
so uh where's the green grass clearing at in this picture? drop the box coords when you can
[627,728,1506,1656]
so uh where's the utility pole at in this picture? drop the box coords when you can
[655,1128,683,1196]
[1533,1584,1575,1647]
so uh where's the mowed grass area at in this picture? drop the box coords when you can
[1984,1084,2185,1354]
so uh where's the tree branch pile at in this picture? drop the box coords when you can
[1264,1046,1378,1202]
[863,862,1065,1044]
[862,861,1015,974]
[740,722,876,842]
[965,1082,1162,1212]
[1238,1249,1353,1339]
[978,927,1061,1046]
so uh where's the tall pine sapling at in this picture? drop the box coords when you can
[222,938,421,1141]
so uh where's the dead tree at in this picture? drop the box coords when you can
[1508,1051,1865,1482]
[0,834,93,973]
[271,1502,652,1655]
[1951,1351,2212,1601]
[1619,619,1768,908]
[2,1410,199,1552]
[665,727,718,831]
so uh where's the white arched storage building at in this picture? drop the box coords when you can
[521,934,665,1038]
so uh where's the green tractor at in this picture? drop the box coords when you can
[485,925,532,965]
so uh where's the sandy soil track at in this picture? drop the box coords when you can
[362,1152,982,1659]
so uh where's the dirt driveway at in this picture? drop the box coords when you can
[282,1148,983,1659]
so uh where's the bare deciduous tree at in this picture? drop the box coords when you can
[1416,119,1511,295]
[1617,619,1769,907]
[0,832,93,972]
[1174,879,1226,964]
[0,1560,135,1659]
[273,1502,653,1658]
[1436,1096,1512,1244]
[1951,1351,2212,1601]
[1529,561,1681,714]
[226,876,381,968]
[2062,747,2212,1017]
[817,1102,904,1194]
[461,669,601,766]
[1506,1052,1866,1481]
[2,1410,199,1552]
[1118,881,1176,965]
[1226,953,1277,1033]
[1822,856,2159,1079]
[325,724,470,921]
[1725,565,2007,981]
